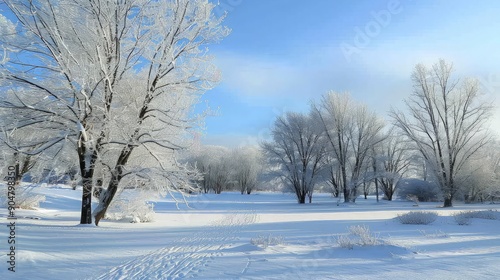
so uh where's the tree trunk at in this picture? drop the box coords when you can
[387,191,393,201]
[298,193,306,204]
[443,197,453,207]
[343,187,350,203]
[80,177,93,224]
[78,144,95,225]
[93,177,120,226]
[94,144,134,226]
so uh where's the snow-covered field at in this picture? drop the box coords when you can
[2,186,500,280]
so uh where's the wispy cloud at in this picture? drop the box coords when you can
[214,52,313,100]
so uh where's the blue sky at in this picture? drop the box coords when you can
[200,0,500,147]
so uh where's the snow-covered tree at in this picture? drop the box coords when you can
[391,60,493,207]
[230,146,262,195]
[374,129,412,201]
[0,113,79,184]
[0,0,229,225]
[313,92,385,202]
[187,145,232,194]
[458,139,500,203]
[261,112,327,204]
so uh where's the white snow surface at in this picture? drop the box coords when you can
[2,185,500,279]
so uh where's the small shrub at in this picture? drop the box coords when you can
[105,190,155,223]
[453,214,471,226]
[336,234,354,249]
[397,179,441,202]
[251,234,285,248]
[336,225,380,249]
[453,210,499,225]
[0,185,46,209]
[397,211,438,225]
[460,210,498,220]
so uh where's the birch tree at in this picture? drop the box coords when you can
[0,0,229,224]
[261,112,326,204]
[391,60,493,207]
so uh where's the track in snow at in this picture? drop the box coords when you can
[94,212,257,280]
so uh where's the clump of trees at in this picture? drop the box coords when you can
[261,60,497,206]
[187,145,263,195]
[260,93,386,204]
[312,92,385,202]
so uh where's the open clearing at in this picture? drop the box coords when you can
[2,186,500,279]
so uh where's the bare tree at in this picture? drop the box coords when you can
[375,129,411,201]
[187,145,232,194]
[261,112,326,204]
[231,147,262,195]
[0,0,228,224]
[325,157,342,198]
[313,92,384,202]
[391,60,493,207]
[459,139,500,203]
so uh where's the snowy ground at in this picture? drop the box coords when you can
[2,185,500,280]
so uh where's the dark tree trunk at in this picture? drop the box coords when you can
[343,188,350,203]
[94,144,134,226]
[386,191,393,201]
[443,197,453,207]
[298,191,306,204]
[78,143,95,225]
[94,176,120,226]
[80,176,93,224]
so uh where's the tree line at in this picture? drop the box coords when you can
[259,60,498,207]
[183,60,499,208]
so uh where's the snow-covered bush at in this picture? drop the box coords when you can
[251,234,285,248]
[397,211,438,225]
[453,210,499,225]
[336,234,355,250]
[453,214,471,226]
[397,178,441,202]
[336,225,380,249]
[105,190,155,223]
[0,185,45,209]
[460,210,498,220]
